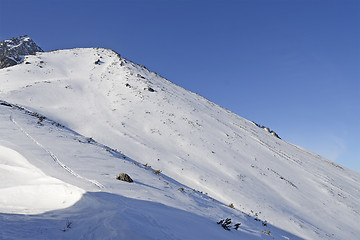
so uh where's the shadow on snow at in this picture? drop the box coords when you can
[0,191,304,240]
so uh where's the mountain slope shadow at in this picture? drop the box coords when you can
[0,192,304,240]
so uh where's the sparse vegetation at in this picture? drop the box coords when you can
[217,218,241,231]
[233,223,241,230]
[37,116,45,124]
[61,220,72,232]
[52,121,64,128]
[217,218,231,231]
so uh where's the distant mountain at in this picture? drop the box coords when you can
[0,36,359,240]
[0,35,43,69]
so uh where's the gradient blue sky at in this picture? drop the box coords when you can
[1,0,359,172]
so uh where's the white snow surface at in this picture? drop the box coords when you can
[0,48,359,240]
[0,145,84,214]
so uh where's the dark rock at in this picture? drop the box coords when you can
[263,127,271,133]
[0,35,43,69]
[116,173,133,183]
[137,74,145,79]
[252,121,281,139]
[0,56,17,68]
[0,102,12,107]
[271,130,281,139]
[145,87,155,92]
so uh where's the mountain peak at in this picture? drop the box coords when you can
[1,42,359,240]
[0,35,43,69]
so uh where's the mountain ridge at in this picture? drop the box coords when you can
[0,37,359,240]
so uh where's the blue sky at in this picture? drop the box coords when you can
[1,0,359,172]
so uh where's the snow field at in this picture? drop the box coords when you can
[0,48,359,239]
[0,104,301,239]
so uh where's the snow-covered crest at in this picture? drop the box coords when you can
[0,42,359,239]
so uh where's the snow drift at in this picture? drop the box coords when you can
[0,145,84,214]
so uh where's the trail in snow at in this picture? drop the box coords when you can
[9,112,104,189]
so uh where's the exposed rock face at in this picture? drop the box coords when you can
[0,35,43,69]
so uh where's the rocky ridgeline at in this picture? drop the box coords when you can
[251,121,281,139]
[0,35,43,69]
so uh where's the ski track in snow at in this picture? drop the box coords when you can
[9,111,104,189]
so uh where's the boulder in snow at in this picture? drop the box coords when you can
[116,173,133,183]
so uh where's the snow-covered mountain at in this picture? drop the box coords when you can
[0,37,359,240]
[0,35,43,69]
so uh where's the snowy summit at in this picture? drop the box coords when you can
[0,36,359,240]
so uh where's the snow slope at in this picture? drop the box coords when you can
[0,101,298,240]
[0,48,359,239]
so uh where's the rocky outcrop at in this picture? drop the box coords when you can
[251,121,281,139]
[116,173,133,183]
[0,35,43,69]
